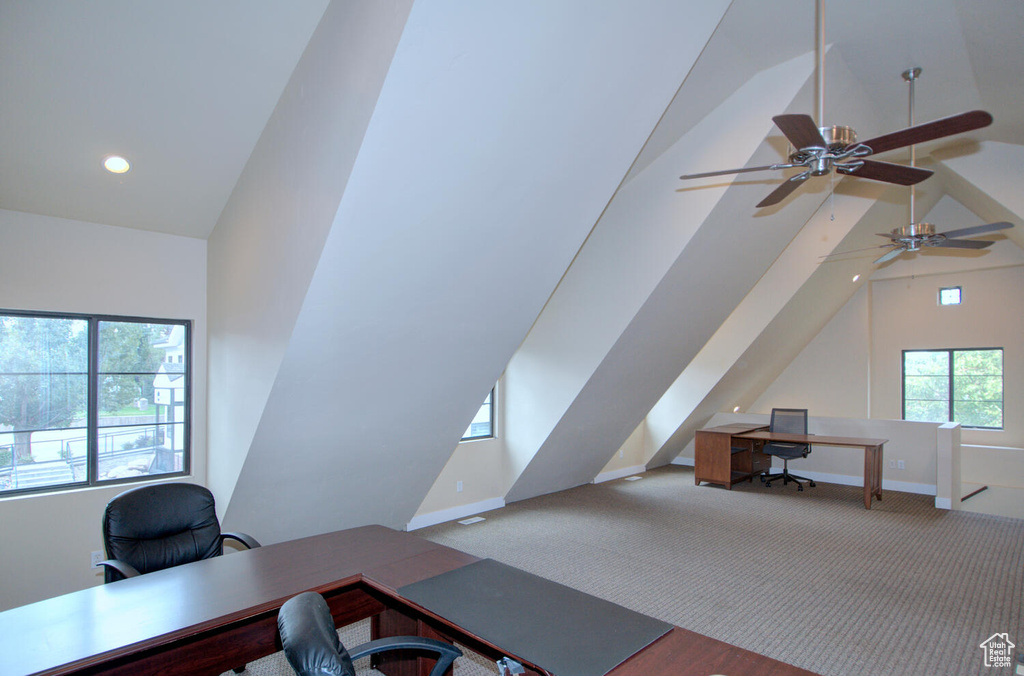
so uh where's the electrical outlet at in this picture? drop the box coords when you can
[456,480,463,493]
[897,460,905,470]
[90,550,104,569]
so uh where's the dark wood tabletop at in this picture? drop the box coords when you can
[0,524,817,676]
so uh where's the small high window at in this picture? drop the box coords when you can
[938,286,962,305]
[462,389,494,441]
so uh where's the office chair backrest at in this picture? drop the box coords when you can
[102,483,223,583]
[770,408,808,436]
[278,592,357,676]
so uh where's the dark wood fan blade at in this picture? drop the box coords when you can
[772,114,827,149]
[857,110,993,155]
[841,159,932,185]
[873,247,905,265]
[756,174,808,208]
[934,238,993,249]
[939,221,1013,239]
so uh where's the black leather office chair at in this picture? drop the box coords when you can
[99,482,261,583]
[278,591,462,676]
[761,408,816,491]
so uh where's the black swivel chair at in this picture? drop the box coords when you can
[277,591,463,676]
[99,482,261,583]
[761,408,816,491]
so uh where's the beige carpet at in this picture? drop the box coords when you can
[416,465,1023,676]
[230,465,1022,676]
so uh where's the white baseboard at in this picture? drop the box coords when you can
[669,460,936,496]
[785,469,936,496]
[405,497,505,531]
[593,465,647,484]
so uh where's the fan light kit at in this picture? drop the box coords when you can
[679,0,993,209]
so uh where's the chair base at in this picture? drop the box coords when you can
[761,464,816,491]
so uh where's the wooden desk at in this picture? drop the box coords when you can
[695,423,887,509]
[693,423,770,489]
[737,430,887,509]
[0,525,818,676]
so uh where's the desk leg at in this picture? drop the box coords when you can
[873,445,884,502]
[863,446,883,509]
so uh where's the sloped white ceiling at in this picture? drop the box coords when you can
[206,0,416,518]
[502,50,823,501]
[221,1,732,541]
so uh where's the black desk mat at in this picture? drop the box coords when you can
[398,558,672,676]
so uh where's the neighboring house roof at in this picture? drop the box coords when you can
[152,325,185,351]
[153,362,185,388]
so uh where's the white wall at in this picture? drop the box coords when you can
[410,381,508,530]
[752,284,872,418]
[0,209,207,610]
[870,265,1024,449]
[748,260,1023,491]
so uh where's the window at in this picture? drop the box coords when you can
[902,348,1003,429]
[461,389,494,441]
[938,287,962,305]
[0,311,190,495]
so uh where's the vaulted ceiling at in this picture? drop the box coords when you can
[4,1,1021,537]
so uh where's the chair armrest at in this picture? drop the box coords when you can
[222,532,261,549]
[348,636,462,676]
[98,559,141,579]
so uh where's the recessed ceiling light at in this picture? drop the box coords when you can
[103,155,130,174]
[733,406,741,413]
[852,274,861,282]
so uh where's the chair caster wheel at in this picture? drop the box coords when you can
[765,482,772,488]
[760,475,766,483]
[797,486,803,492]
[809,481,816,488]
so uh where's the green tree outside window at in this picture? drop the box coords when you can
[903,348,1003,429]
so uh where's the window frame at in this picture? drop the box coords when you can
[0,309,191,497]
[461,388,495,442]
[901,347,1004,430]
[938,286,962,305]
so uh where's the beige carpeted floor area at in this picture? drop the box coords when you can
[417,465,1023,676]
[230,465,1023,676]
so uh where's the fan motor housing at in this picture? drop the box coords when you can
[893,222,936,238]
[789,125,859,175]
[820,125,857,150]
[892,222,937,251]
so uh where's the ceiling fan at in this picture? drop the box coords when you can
[834,68,1013,265]
[679,1,994,209]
